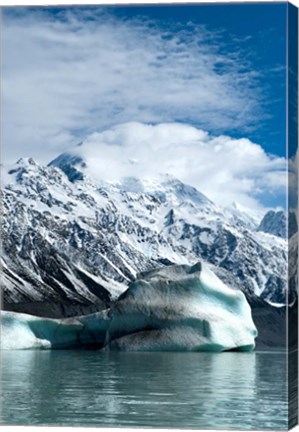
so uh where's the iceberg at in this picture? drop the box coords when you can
[107,262,257,352]
[1,262,257,351]
[1,310,109,350]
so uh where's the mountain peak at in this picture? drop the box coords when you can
[48,152,86,182]
[15,157,37,166]
[4,157,40,185]
[257,210,286,239]
[1,152,290,314]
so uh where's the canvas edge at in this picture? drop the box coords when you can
[287,1,298,430]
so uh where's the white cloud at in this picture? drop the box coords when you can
[2,7,262,163]
[71,122,286,209]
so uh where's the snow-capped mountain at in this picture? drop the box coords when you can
[1,152,292,319]
[258,210,286,239]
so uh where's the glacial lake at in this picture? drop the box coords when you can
[1,350,288,430]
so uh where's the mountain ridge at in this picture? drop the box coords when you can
[1,153,291,320]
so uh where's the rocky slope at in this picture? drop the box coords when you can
[258,210,286,238]
[1,154,291,320]
[1,262,258,352]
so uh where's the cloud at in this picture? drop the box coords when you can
[71,122,286,209]
[2,7,262,163]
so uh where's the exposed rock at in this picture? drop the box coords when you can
[1,263,257,352]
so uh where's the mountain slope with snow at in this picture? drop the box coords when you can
[258,210,286,239]
[1,153,291,321]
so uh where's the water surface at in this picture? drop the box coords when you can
[1,350,287,429]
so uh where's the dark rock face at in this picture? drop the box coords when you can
[48,153,86,182]
[245,294,287,348]
[3,301,102,320]
[1,263,258,352]
[288,210,298,238]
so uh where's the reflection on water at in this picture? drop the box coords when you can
[1,350,287,429]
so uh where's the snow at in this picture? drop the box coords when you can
[199,231,216,245]
[2,155,289,307]
[257,210,286,239]
[1,263,257,351]
[74,265,124,299]
[228,201,266,229]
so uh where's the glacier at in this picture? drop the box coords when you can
[1,262,257,352]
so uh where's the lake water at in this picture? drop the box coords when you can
[1,350,288,429]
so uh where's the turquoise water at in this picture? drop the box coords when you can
[1,350,287,429]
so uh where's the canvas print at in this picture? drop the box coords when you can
[0,1,298,430]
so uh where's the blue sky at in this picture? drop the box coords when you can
[110,3,287,157]
[2,3,288,209]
